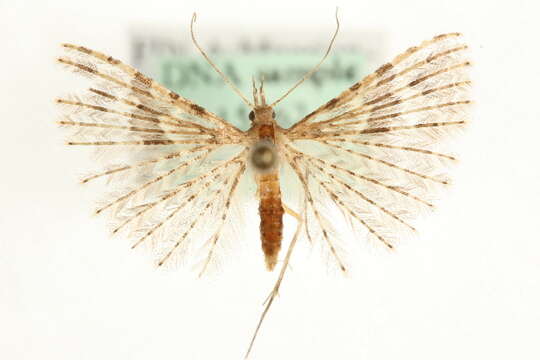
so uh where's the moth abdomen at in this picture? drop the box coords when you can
[258,171,284,271]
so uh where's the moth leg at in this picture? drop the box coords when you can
[262,204,300,303]
[245,202,305,359]
[283,203,302,222]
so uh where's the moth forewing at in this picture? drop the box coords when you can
[57,40,252,273]
[284,32,471,254]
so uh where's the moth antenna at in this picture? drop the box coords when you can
[269,8,340,107]
[191,13,253,107]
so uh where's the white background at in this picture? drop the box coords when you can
[1,0,540,359]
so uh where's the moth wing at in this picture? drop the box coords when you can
[57,44,250,272]
[282,33,471,271]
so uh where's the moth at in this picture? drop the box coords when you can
[56,11,471,358]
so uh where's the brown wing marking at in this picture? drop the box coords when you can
[60,44,242,134]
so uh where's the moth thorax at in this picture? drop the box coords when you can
[251,141,278,172]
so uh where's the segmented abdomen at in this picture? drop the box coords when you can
[258,171,284,271]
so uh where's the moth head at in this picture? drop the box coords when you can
[248,108,276,123]
[248,75,276,122]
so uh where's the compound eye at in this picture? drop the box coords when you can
[272,110,276,118]
[249,111,255,121]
